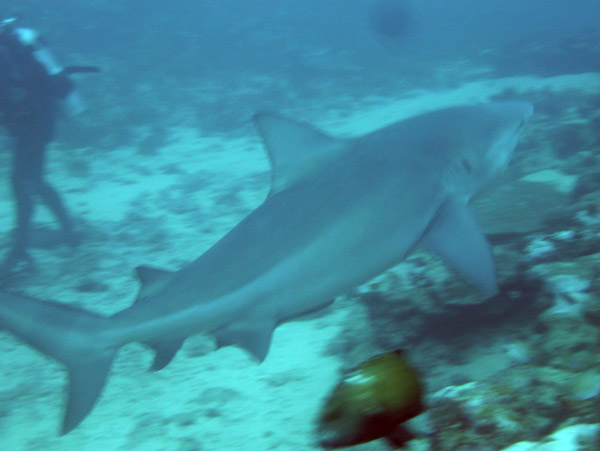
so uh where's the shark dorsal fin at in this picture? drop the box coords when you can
[253,112,345,197]
[134,266,173,301]
[135,266,172,285]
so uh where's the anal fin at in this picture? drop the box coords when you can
[214,320,275,362]
[144,339,185,371]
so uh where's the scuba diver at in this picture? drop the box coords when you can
[0,17,98,282]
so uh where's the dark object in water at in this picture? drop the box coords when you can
[317,350,423,448]
[368,0,412,39]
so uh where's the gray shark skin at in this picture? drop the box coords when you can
[0,101,532,435]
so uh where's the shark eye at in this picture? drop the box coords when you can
[461,158,472,174]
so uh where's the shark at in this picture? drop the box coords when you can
[0,101,532,435]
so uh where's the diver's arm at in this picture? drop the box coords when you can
[49,71,74,98]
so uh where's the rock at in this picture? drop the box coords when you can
[473,180,569,235]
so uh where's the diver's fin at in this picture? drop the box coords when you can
[419,199,497,298]
[62,352,115,434]
[145,339,185,371]
[214,319,276,362]
[253,112,346,197]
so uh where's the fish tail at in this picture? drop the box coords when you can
[0,290,116,434]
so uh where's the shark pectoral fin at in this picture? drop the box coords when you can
[145,339,185,371]
[62,353,115,435]
[134,265,174,300]
[214,320,275,362]
[253,112,345,197]
[420,199,498,298]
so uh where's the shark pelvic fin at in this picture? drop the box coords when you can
[253,112,345,197]
[144,339,185,371]
[419,198,498,298]
[214,319,276,362]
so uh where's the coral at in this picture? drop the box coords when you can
[502,341,534,366]
[500,424,600,451]
[542,273,591,317]
[570,370,600,402]
[552,122,591,159]
[582,292,600,327]
[422,364,600,450]
[525,237,556,262]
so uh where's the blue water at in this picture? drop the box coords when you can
[8,0,600,85]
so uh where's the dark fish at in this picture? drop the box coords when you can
[317,350,423,448]
[368,0,413,40]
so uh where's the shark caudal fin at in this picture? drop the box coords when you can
[0,290,116,434]
[62,350,116,434]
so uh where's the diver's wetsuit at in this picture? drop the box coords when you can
[0,29,77,279]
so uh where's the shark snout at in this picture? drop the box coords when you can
[485,101,533,134]
[517,103,534,138]
[507,101,534,125]
[500,101,534,136]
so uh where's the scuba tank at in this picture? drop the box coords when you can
[12,25,86,118]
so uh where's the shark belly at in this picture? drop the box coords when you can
[249,195,442,322]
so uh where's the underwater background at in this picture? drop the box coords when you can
[0,0,599,449]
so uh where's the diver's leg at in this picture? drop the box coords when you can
[10,171,34,255]
[36,182,80,246]
[0,138,36,280]
[28,133,80,247]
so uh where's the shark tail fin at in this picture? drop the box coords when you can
[62,349,116,434]
[0,291,116,434]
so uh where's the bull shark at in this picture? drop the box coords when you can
[0,101,532,434]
